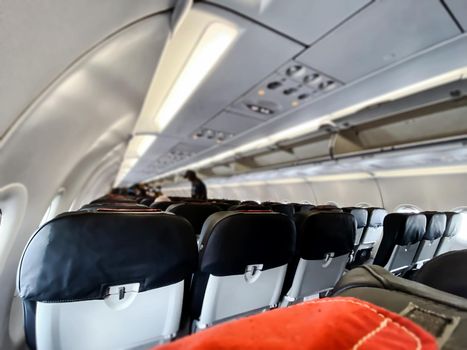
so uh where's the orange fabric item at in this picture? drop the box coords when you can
[155,297,437,350]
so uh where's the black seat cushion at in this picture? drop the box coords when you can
[166,202,222,237]
[294,211,355,260]
[80,202,148,211]
[373,213,426,267]
[18,211,198,349]
[281,211,355,296]
[191,212,295,320]
[150,201,175,210]
[413,250,467,299]
[422,212,447,241]
[269,203,295,218]
[19,211,198,302]
[198,212,295,275]
[292,203,315,213]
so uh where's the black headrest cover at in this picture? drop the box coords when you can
[80,202,148,211]
[384,213,426,245]
[166,202,221,235]
[269,203,295,217]
[199,212,295,276]
[292,203,315,213]
[19,212,198,302]
[229,204,270,211]
[150,201,174,210]
[422,212,447,241]
[342,207,368,228]
[366,208,388,227]
[295,211,355,259]
[444,212,462,237]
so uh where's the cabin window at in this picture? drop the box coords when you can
[395,204,422,213]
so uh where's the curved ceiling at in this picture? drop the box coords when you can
[0,0,174,138]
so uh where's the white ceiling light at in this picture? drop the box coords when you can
[134,135,157,157]
[154,22,238,132]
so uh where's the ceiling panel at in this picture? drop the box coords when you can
[133,2,303,136]
[296,0,461,83]
[445,0,467,30]
[203,111,263,135]
[208,0,371,44]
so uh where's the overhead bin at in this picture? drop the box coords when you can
[332,99,467,158]
[208,0,371,45]
[296,0,461,82]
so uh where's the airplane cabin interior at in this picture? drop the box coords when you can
[1,0,467,349]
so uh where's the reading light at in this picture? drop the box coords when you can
[154,22,238,132]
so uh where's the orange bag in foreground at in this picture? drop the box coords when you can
[155,297,437,350]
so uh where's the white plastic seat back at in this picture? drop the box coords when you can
[192,211,295,330]
[374,213,426,274]
[282,211,355,303]
[197,265,287,327]
[285,254,349,301]
[36,282,184,350]
[18,211,198,350]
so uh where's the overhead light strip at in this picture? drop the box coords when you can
[154,22,238,132]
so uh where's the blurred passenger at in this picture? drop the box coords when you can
[183,170,207,200]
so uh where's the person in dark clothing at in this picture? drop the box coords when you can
[183,170,207,200]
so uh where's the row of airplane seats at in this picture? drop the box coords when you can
[17,194,463,349]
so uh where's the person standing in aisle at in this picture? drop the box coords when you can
[183,170,207,200]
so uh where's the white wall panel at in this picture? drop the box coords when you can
[310,178,382,207]
[377,173,467,212]
[297,0,460,82]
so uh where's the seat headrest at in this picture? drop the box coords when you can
[366,208,387,227]
[269,203,295,217]
[149,201,174,210]
[342,207,368,228]
[292,203,315,213]
[422,212,447,241]
[444,212,462,237]
[18,212,198,302]
[89,194,136,204]
[229,203,271,211]
[294,211,355,259]
[383,213,426,245]
[313,205,342,212]
[80,202,148,211]
[198,212,295,276]
[167,202,221,214]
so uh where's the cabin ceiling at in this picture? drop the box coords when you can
[1,0,466,187]
[121,0,466,186]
